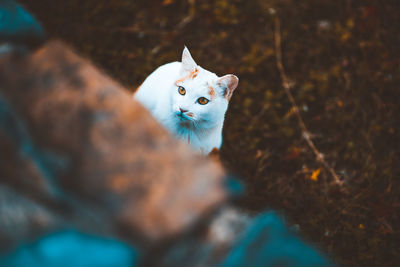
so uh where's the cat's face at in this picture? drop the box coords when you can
[171,47,238,130]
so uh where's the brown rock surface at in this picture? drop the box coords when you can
[0,41,227,247]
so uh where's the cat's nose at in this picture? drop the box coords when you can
[179,108,188,113]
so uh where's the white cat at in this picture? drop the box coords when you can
[134,47,238,155]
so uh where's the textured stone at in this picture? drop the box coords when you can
[0,41,227,245]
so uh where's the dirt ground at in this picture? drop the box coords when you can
[19,0,400,266]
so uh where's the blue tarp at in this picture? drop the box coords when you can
[0,0,45,44]
[220,212,334,267]
[0,230,138,267]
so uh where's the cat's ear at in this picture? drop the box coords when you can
[216,74,239,101]
[181,46,197,73]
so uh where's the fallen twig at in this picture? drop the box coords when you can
[273,17,343,185]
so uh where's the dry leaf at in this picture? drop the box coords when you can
[162,0,174,6]
[310,168,321,181]
[285,146,301,160]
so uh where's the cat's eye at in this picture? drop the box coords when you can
[197,97,209,105]
[178,86,186,95]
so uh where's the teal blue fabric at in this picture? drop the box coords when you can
[220,212,334,267]
[0,0,45,43]
[0,230,137,267]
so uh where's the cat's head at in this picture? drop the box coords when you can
[171,46,239,129]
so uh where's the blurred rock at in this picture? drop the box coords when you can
[0,41,227,247]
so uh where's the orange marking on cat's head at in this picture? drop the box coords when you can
[174,76,187,85]
[189,68,199,79]
[174,68,199,85]
[186,112,194,118]
[208,83,216,99]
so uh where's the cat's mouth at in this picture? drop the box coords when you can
[176,112,193,122]
[177,113,189,120]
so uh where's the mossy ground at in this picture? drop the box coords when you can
[20,0,400,266]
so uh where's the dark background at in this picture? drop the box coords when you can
[18,0,399,266]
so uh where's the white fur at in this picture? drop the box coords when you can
[134,47,238,155]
